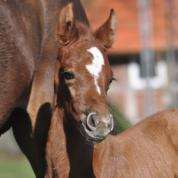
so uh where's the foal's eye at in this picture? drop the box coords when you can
[62,71,75,80]
[109,77,116,85]
[109,79,112,85]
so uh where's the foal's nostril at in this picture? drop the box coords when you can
[91,117,95,126]
[86,113,98,131]
[82,112,114,141]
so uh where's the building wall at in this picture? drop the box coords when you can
[108,60,168,124]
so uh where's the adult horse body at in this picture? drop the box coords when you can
[0,0,88,132]
[0,0,88,177]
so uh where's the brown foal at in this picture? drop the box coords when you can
[55,3,117,143]
[45,3,117,178]
[47,58,178,178]
[46,4,178,178]
[47,108,178,178]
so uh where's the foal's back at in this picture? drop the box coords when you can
[93,109,178,178]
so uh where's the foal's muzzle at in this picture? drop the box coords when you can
[82,112,114,143]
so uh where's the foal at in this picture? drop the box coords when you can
[48,108,178,178]
[47,6,178,178]
[45,4,117,178]
[47,60,178,178]
[55,3,116,143]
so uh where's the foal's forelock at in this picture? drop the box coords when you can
[86,47,105,95]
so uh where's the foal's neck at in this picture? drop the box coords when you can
[46,108,95,178]
[65,116,95,178]
[45,108,69,178]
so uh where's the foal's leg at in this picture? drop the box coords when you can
[11,108,47,178]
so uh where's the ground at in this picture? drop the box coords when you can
[0,153,34,178]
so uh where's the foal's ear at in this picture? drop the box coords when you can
[95,9,117,48]
[57,3,77,45]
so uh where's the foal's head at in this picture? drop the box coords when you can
[56,3,117,143]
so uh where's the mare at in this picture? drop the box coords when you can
[45,4,117,178]
[0,0,88,177]
[46,5,178,178]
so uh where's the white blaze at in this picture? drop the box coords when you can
[86,47,104,94]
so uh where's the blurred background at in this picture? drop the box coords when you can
[84,0,178,124]
[0,0,178,177]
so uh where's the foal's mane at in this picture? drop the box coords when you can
[75,22,95,41]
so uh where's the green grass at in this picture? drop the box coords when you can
[0,153,35,178]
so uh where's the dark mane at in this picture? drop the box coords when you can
[73,0,89,25]
[75,22,95,41]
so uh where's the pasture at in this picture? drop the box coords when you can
[0,153,34,178]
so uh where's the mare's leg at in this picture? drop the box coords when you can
[0,116,13,135]
[11,108,47,178]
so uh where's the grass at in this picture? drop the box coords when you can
[0,153,35,178]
